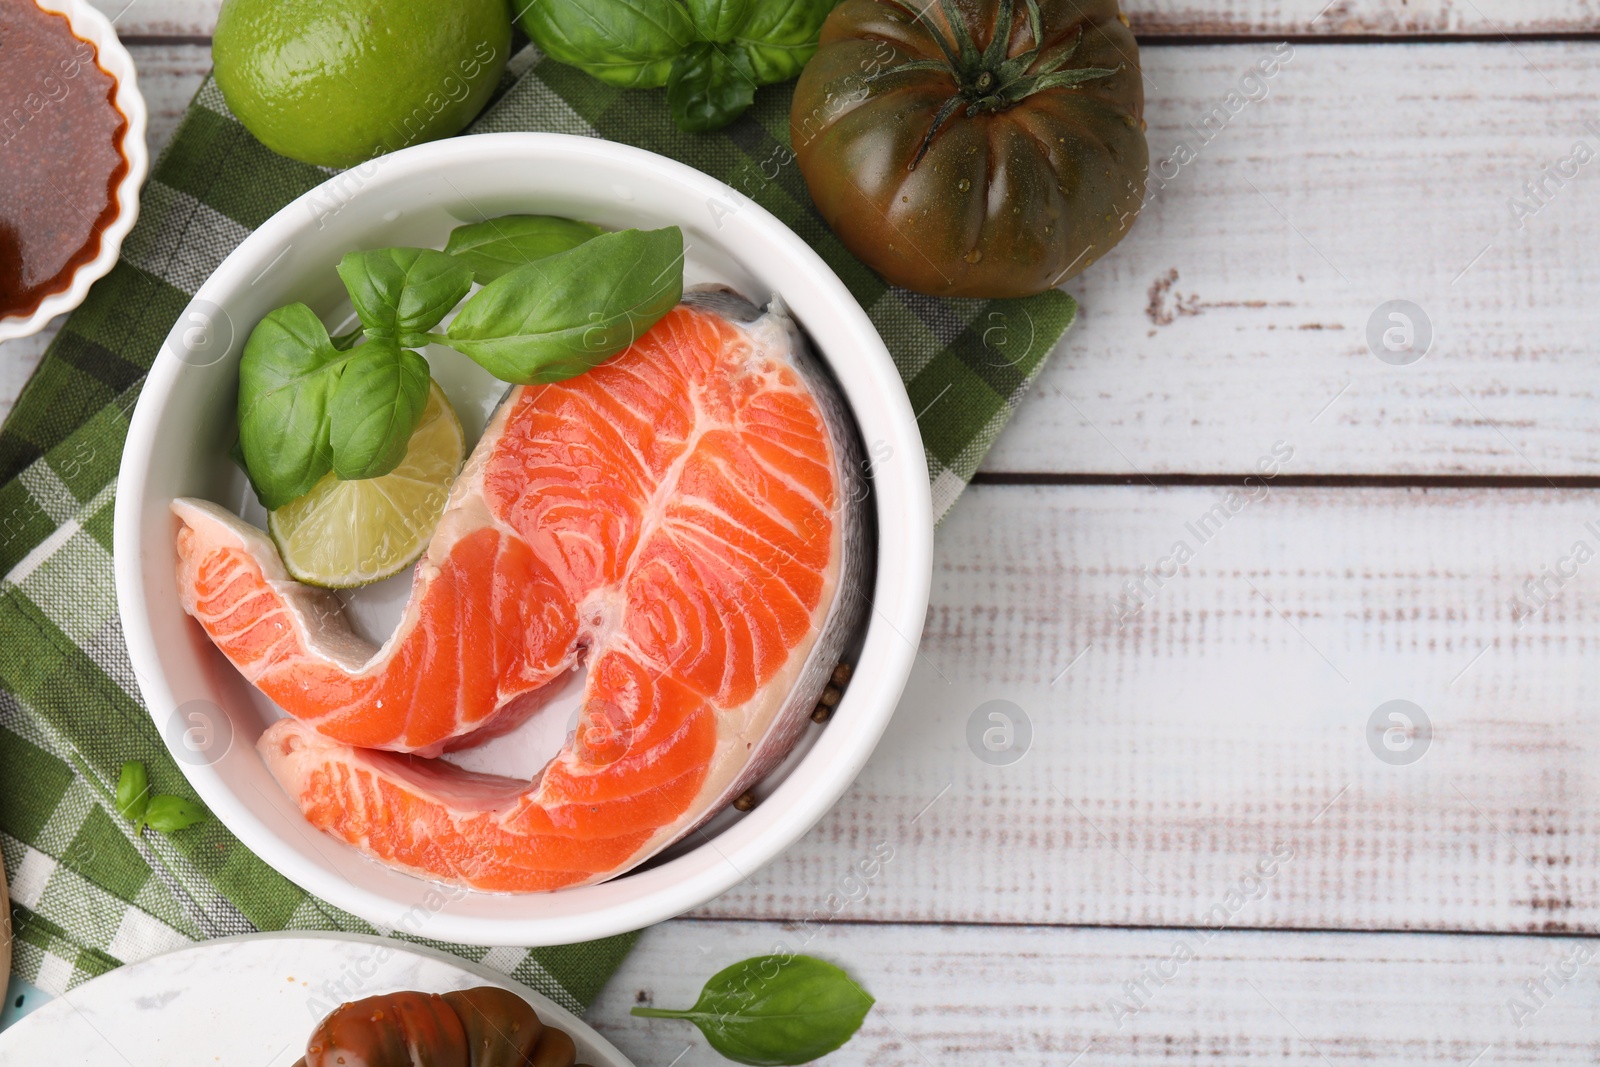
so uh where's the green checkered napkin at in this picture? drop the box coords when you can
[0,48,1075,1004]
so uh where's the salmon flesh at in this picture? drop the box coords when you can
[173,294,869,891]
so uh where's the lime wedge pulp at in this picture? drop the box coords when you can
[268,382,464,588]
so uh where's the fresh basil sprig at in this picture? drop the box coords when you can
[521,0,694,89]
[631,955,873,1066]
[336,248,474,348]
[443,215,606,284]
[236,304,431,508]
[143,795,208,834]
[668,43,758,133]
[236,217,684,510]
[112,761,208,835]
[114,759,148,826]
[237,304,346,509]
[327,339,431,480]
[439,226,684,384]
[687,0,749,43]
[730,0,835,83]
[517,0,834,131]
[238,250,454,507]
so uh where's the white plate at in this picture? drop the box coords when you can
[114,133,934,946]
[0,932,633,1065]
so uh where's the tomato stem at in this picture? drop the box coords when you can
[908,94,966,170]
[892,0,1123,170]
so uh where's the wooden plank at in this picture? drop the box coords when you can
[1133,1,1600,37]
[91,0,219,39]
[19,40,1600,481]
[0,331,54,421]
[692,484,1600,933]
[89,0,1600,39]
[987,40,1600,476]
[128,43,211,155]
[75,42,1600,482]
[593,919,1600,1065]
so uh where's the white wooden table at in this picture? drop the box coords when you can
[7,1,1600,1061]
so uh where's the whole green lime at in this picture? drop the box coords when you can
[213,0,512,168]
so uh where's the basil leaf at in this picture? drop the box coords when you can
[687,0,751,43]
[443,215,606,284]
[328,340,431,480]
[114,761,149,826]
[668,42,758,133]
[337,247,473,348]
[237,303,343,510]
[632,955,873,1066]
[735,0,834,83]
[518,0,694,89]
[443,226,683,384]
[143,795,207,834]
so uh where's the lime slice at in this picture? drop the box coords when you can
[269,383,464,588]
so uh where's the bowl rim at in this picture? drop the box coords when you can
[0,0,150,344]
[113,131,934,945]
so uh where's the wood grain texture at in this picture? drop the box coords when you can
[1135,0,1600,37]
[9,41,1600,482]
[691,484,1600,933]
[88,0,217,39]
[0,330,57,421]
[594,919,1600,1066]
[91,0,1600,39]
[988,41,1600,476]
[127,43,211,153]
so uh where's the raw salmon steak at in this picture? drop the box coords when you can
[173,293,869,891]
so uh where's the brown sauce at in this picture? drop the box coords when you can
[0,2,129,320]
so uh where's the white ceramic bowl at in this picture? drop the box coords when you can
[0,0,148,343]
[115,133,933,947]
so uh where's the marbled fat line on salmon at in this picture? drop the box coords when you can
[173,299,869,890]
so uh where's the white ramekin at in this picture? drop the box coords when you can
[0,0,149,343]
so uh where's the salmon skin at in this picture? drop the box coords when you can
[173,292,870,891]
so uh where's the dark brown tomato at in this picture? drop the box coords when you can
[303,991,468,1067]
[528,1023,578,1067]
[440,987,544,1067]
[791,0,1148,298]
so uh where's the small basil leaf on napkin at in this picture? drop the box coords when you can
[337,247,474,348]
[143,795,208,834]
[107,761,207,835]
[114,761,149,827]
[328,339,431,480]
[237,303,344,510]
[443,226,683,384]
[632,955,873,1066]
[734,0,833,83]
[518,0,694,89]
[687,0,752,43]
[444,215,606,284]
[668,43,758,133]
